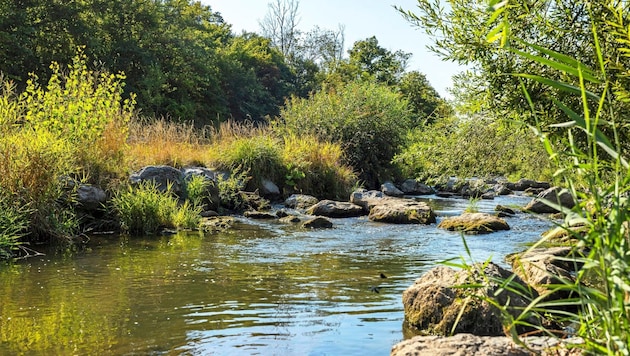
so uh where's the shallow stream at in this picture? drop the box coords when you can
[0,194,552,355]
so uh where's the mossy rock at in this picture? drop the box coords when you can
[438,213,510,234]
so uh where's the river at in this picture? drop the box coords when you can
[0,194,552,355]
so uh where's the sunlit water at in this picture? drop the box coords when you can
[0,194,553,355]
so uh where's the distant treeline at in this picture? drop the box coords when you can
[0,0,448,125]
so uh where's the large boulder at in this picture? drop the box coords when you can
[508,247,583,300]
[131,165,184,195]
[400,179,434,195]
[391,334,582,356]
[306,199,364,218]
[523,187,576,214]
[368,199,436,224]
[438,213,510,234]
[285,194,319,210]
[402,263,539,336]
[381,181,404,197]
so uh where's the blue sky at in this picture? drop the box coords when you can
[204,0,462,98]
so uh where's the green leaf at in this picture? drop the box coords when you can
[509,48,600,83]
[515,74,599,101]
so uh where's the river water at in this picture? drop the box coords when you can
[0,194,552,355]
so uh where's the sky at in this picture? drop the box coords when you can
[204,0,463,99]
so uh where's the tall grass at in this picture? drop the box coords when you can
[127,117,212,169]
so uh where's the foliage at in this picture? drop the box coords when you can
[399,70,452,125]
[279,80,411,188]
[429,1,630,354]
[215,169,250,212]
[183,174,212,209]
[280,134,357,200]
[111,181,200,235]
[0,0,296,123]
[22,50,134,183]
[394,115,553,184]
[397,0,630,152]
[0,194,29,259]
[0,53,132,243]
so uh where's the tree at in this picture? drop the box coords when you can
[396,0,630,150]
[259,0,300,62]
[399,70,451,124]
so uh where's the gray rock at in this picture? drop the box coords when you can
[523,187,576,214]
[506,178,551,191]
[350,189,384,212]
[402,263,539,336]
[260,179,281,200]
[494,183,513,196]
[381,181,404,197]
[438,213,510,234]
[391,333,583,356]
[302,216,333,229]
[76,184,107,211]
[400,179,434,195]
[306,199,364,218]
[285,194,319,210]
[131,165,184,195]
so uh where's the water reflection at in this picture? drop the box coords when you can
[0,194,551,355]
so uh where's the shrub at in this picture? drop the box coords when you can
[280,134,357,200]
[278,80,412,188]
[394,115,554,184]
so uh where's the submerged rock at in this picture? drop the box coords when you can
[402,263,539,336]
[244,210,277,219]
[438,213,510,234]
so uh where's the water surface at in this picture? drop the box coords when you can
[0,194,552,355]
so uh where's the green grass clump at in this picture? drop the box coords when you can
[110,181,201,235]
[0,194,29,259]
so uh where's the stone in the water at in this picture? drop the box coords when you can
[438,212,509,234]
[302,216,333,229]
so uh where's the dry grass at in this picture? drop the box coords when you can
[127,117,213,169]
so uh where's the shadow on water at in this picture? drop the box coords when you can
[0,194,552,355]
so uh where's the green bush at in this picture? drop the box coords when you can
[394,115,553,184]
[111,181,200,235]
[278,80,411,188]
